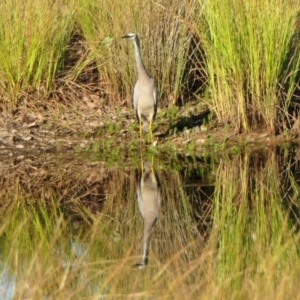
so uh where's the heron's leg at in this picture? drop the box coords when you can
[141,160,144,177]
[139,119,142,140]
[151,156,154,176]
[149,120,153,143]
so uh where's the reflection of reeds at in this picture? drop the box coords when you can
[0,156,208,298]
[1,149,300,299]
[206,149,300,298]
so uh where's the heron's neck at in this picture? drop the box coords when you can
[133,41,150,78]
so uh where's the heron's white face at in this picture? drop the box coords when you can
[122,33,137,40]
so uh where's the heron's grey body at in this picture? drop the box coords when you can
[122,33,158,140]
[135,161,161,268]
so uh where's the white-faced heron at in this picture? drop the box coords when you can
[122,33,158,142]
[135,161,161,268]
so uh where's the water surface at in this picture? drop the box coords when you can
[0,145,300,299]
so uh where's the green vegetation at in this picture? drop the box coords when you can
[198,0,300,133]
[1,1,300,298]
[0,0,73,103]
[0,0,299,133]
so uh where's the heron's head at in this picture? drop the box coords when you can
[122,33,140,46]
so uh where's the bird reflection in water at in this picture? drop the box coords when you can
[134,160,161,269]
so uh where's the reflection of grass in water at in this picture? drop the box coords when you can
[208,150,300,299]
[1,150,300,299]
[0,198,71,299]
[0,167,205,298]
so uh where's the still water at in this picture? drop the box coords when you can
[0,145,300,299]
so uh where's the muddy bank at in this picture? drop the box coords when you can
[0,99,299,159]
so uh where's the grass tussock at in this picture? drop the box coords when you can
[0,0,73,103]
[198,0,300,133]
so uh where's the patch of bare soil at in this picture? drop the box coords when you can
[0,99,299,161]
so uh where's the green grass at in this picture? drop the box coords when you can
[197,0,300,133]
[0,0,299,133]
[0,0,74,103]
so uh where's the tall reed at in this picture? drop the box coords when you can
[0,0,74,104]
[198,0,300,133]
